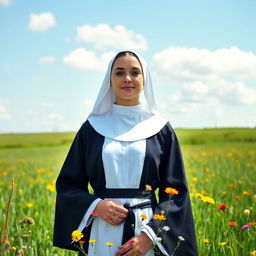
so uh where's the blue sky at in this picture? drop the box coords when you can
[1,0,256,132]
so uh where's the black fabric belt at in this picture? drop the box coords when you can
[94,189,155,247]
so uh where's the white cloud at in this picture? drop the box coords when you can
[152,46,256,83]
[40,101,54,108]
[76,24,148,51]
[63,48,115,71]
[0,100,12,120]
[47,113,63,121]
[39,56,56,64]
[28,12,56,32]
[0,0,11,6]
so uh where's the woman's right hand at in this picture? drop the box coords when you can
[94,200,129,226]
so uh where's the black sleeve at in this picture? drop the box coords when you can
[147,123,198,256]
[53,122,98,251]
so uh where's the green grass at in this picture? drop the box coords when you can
[0,128,255,255]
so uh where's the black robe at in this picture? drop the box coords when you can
[53,120,198,255]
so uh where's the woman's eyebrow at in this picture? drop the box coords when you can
[114,67,141,71]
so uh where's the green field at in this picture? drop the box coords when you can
[0,128,255,256]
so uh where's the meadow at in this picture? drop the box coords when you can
[0,128,255,256]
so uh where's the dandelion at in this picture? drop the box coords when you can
[71,230,84,242]
[228,222,237,226]
[218,241,227,247]
[203,238,210,244]
[145,184,152,191]
[230,184,237,189]
[47,184,55,192]
[25,202,33,208]
[153,213,167,221]
[201,196,215,205]
[91,212,99,216]
[243,191,249,196]
[89,240,96,243]
[165,187,179,195]
[218,204,227,211]
[140,214,147,220]
[106,242,114,246]
[243,209,250,216]
[241,224,250,229]
[250,250,256,256]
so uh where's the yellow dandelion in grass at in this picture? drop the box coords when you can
[140,214,148,220]
[250,250,256,256]
[203,239,210,244]
[243,191,249,196]
[106,242,114,247]
[71,230,83,242]
[218,242,227,247]
[89,240,96,243]
[47,184,55,192]
[192,177,198,182]
[25,203,33,208]
[201,196,215,205]
[18,189,23,195]
[195,193,203,198]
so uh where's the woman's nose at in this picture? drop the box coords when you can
[124,73,132,82]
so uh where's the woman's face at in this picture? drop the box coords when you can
[110,55,144,106]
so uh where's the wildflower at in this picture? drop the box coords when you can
[153,214,167,221]
[234,196,240,200]
[248,222,256,226]
[140,214,147,220]
[157,237,162,241]
[218,204,227,211]
[243,209,250,216]
[192,177,198,182]
[89,240,96,243]
[178,236,185,242]
[0,238,7,243]
[79,240,85,244]
[19,217,35,225]
[106,242,114,246]
[47,184,55,192]
[222,192,227,196]
[18,189,23,195]
[25,203,33,208]
[165,187,179,195]
[241,224,250,229]
[243,191,249,196]
[201,196,215,205]
[145,184,152,191]
[71,230,84,242]
[250,250,256,256]
[160,210,165,215]
[203,239,210,244]
[228,222,237,226]
[195,193,203,198]
[91,212,99,216]
[230,184,237,189]
[128,240,135,245]
[162,226,170,231]
[218,241,227,247]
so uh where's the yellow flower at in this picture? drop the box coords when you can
[243,191,249,196]
[192,177,198,182]
[140,214,148,220]
[165,187,179,195]
[218,242,227,247]
[47,184,55,192]
[250,250,256,256]
[25,203,33,208]
[106,242,114,247]
[18,189,23,195]
[71,230,84,242]
[145,184,152,191]
[153,214,167,221]
[243,209,250,216]
[201,196,215,205]
[89,240,96,243]
[203,239,210,244]
[222,192,227,196]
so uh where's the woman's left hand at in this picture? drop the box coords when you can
[115,232,153,256]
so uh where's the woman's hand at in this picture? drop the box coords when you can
[94,199,128,226]
[115,232,153,256]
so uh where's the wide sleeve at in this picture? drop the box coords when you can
[145,123,198,256]
[53,122,99,251]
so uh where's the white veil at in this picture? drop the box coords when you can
[87,51,167,141]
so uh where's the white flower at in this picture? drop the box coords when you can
[156,237,162,242]
[178,236,185,242]
[162,225,170,231]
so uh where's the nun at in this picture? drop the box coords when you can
[53,51,198,256]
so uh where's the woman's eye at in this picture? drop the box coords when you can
[131,71,140,76]
[115,71,124,76]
